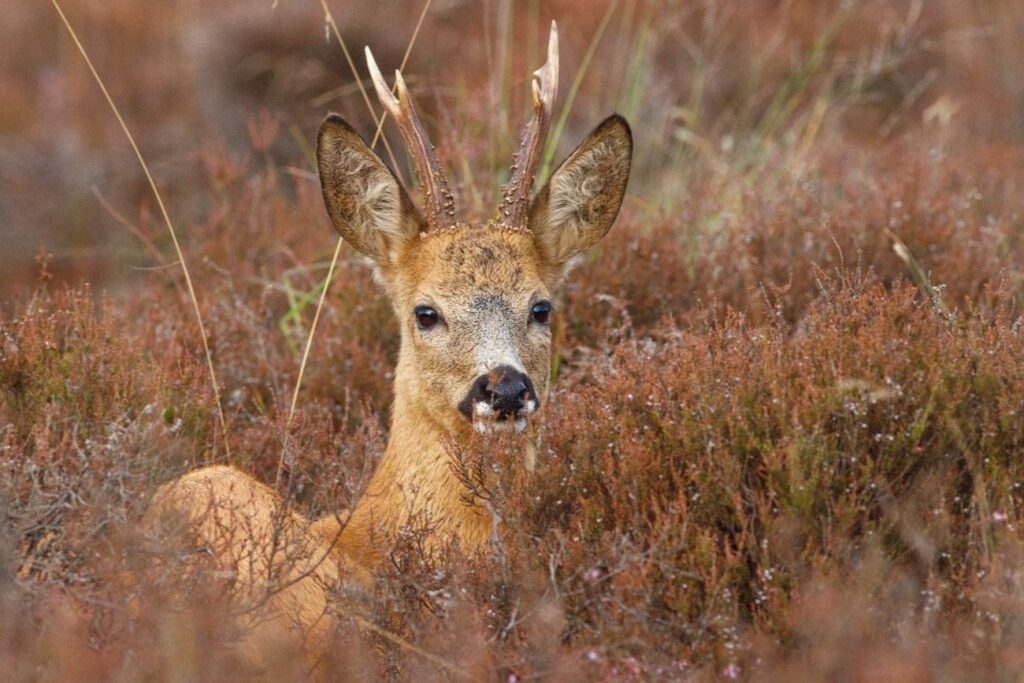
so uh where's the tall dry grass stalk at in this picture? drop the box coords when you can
[278,0,434,486]
[49,0,231,459]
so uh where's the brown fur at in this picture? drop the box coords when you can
[148,466,354,670]
[148,103,631,670]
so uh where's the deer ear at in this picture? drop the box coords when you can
[528,115,632,267]
[317,114,425,265]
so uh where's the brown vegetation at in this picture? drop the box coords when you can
[2,0,1024,680]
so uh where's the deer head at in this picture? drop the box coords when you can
[316,23,632,439]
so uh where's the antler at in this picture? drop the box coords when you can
[498,21,559,228]
[365,48,456,228]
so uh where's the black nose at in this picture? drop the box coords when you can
[488,368,528,414]
[459,365,538,419]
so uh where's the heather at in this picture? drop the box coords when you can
[3,0,1024,680]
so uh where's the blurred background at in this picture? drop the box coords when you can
[3,0,1022,299]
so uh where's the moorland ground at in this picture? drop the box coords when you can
[2,1,1024,679]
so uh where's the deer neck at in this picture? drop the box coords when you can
[338,378,492,568]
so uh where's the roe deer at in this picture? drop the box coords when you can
[149,22,631,665]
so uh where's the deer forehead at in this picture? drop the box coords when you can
[394,226,550,300]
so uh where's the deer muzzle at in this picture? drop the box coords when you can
[458,365,539,433]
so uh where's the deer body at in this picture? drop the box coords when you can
[149,23,631,669]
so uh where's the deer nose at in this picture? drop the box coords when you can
[488,369,528,415]
[463,365,537,419]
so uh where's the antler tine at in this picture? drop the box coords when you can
[498,21,560,228]
[365,47,456,228]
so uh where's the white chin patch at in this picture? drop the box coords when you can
[475,420,516,434]
[471,401,534,434]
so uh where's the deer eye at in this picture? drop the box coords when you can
[414,306,440,330]
[530,301,552,325]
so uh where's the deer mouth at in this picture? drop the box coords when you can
[468,397,538,434]
[457,365,540,433]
